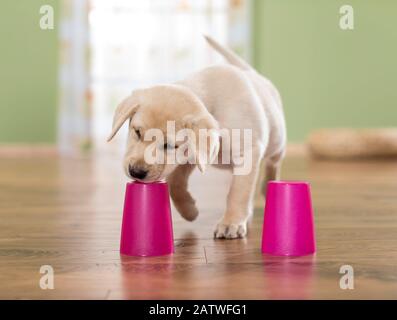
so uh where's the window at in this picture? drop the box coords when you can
[59,0,251,154]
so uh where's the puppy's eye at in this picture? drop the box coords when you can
[134,129,141,139]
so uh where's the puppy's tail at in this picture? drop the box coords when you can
[204,35,252,70]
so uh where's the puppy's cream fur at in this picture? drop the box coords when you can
[108,36,286,239]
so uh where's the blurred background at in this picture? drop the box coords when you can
[0,0,396,155]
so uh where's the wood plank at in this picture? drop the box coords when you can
[1,155,397,299]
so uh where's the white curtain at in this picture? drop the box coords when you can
[58,0,91,154]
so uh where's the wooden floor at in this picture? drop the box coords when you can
[1,154,397,299]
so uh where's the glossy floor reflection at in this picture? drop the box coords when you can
[1,155,397,299]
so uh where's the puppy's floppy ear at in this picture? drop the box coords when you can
[184,113,220,173]
[107,94,139,142]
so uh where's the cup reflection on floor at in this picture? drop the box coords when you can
[262,254,316,299]
[119,255,174,299]
[118,232,201,299]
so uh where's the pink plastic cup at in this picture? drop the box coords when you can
[261,181,316,256]
[120,181,174,257]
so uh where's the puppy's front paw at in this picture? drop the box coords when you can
[173,197,199,222]
[214,221,247,239]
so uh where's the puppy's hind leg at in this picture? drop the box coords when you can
[261,150,285,197]
[167,164,199,221]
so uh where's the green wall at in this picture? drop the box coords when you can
[0,0,59,143]
[253,0,397,142]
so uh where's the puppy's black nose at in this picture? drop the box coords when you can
[129,166,148,180]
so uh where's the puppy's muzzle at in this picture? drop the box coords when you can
[129,166,148,180]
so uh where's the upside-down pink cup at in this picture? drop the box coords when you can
[120,181,174,257]
[261,181,316,256]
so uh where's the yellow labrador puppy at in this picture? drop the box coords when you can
[108,36,286,239]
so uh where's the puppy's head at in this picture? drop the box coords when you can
[108,85,219,182]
